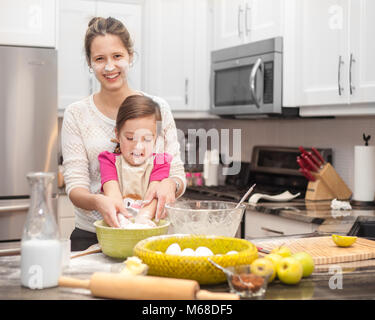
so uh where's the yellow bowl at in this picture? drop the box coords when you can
[94,219,170,259]
[133,234,258,284]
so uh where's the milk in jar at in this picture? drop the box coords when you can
[20,172,62,289]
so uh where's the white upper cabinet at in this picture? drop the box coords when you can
[0,0,56,47]
[285,0,350,107]
[58,0,142,112]
[285,0,375,115]
[349,0,375,104]
[95,1,142,91]
[212,0,244,50]
[143,0,210,111]
[248,0,284,42]
[58,0,95,111]
[212,0,284,51]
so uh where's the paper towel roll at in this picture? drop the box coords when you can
[353,146,375,201]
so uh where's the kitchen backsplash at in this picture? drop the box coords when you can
[175,116,375,191]
[58,115,375,191]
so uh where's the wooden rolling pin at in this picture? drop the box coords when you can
[59,272,239,300]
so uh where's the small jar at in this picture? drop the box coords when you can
[193,172,203,186]
[186,172,193,187]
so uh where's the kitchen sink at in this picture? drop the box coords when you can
[348,217,375,240]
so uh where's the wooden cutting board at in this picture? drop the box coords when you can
[256,236,375,265]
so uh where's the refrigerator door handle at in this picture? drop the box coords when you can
[0,204,30,213]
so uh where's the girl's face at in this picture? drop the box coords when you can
[116,115,157,166]
[90,34,132,91]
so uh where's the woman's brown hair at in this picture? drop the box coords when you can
[85,16,134,66]
[114,95,162,153]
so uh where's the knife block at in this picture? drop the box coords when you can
[305,163,352,201]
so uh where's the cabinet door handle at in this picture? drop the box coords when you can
[338,55,344,96]
[349,53,355,95]
[245,3,251,36]
[238,5,243,38]
[261,226,284,235]
[185,78,189,105]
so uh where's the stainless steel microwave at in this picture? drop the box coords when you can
[210,37,283,116]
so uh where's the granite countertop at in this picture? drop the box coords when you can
[246,199,375,236]
[1,236,375,300]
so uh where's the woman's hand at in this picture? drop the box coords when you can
[94,194,131,228]
[143,179,177,221]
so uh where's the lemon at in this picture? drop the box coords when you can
[332,234,357,247]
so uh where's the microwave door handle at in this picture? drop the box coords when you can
[249,58,264,109]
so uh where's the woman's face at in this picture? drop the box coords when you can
[90,34,132,91]
[116,115,157,166]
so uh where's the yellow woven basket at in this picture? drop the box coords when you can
[133,234,258,284]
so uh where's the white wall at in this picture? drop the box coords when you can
[175,116,375,190]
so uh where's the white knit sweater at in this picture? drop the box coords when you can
[61,93,186,233]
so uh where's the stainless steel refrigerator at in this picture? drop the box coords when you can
[0,46,58,241]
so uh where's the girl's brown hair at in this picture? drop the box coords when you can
[114,95,162,153]
[85,16,134,66]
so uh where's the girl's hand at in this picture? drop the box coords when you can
[143,179,176,221]
[94,194,131,228]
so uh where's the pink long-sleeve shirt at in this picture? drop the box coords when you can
[98,151,172,190]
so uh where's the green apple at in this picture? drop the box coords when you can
[250,258,276,283]
[265,253,283,272]
[271,246,292,258]
[276,257,303,285]
[292,252,315,277]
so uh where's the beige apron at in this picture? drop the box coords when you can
[115,155,154,203]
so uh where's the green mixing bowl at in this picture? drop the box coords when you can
[94,219,170,259]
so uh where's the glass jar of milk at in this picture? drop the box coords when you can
[21,172,62,289]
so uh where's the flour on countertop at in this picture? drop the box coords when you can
[331,198,352,210]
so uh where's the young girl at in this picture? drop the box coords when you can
[98,95,172,228]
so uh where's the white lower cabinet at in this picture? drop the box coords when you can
[57,195,75,239]
[245,210,319,239]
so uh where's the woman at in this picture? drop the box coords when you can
[61,17,186,251]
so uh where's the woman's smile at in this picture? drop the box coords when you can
[104,72,121,82]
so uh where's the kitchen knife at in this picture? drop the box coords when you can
[297,156,310,171]
[297,155,314,171]
[307,151,321,168]
[302,154,319,172]
[311,147,325,165]
[256,246,270,254]
[299,146,321,167]
[298,146,308,155]
[299,168,316,182]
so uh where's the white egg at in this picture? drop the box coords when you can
[180,248,196,256]
[165,243,181,255]
[226,250,238,255]
[194,246,214,257]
